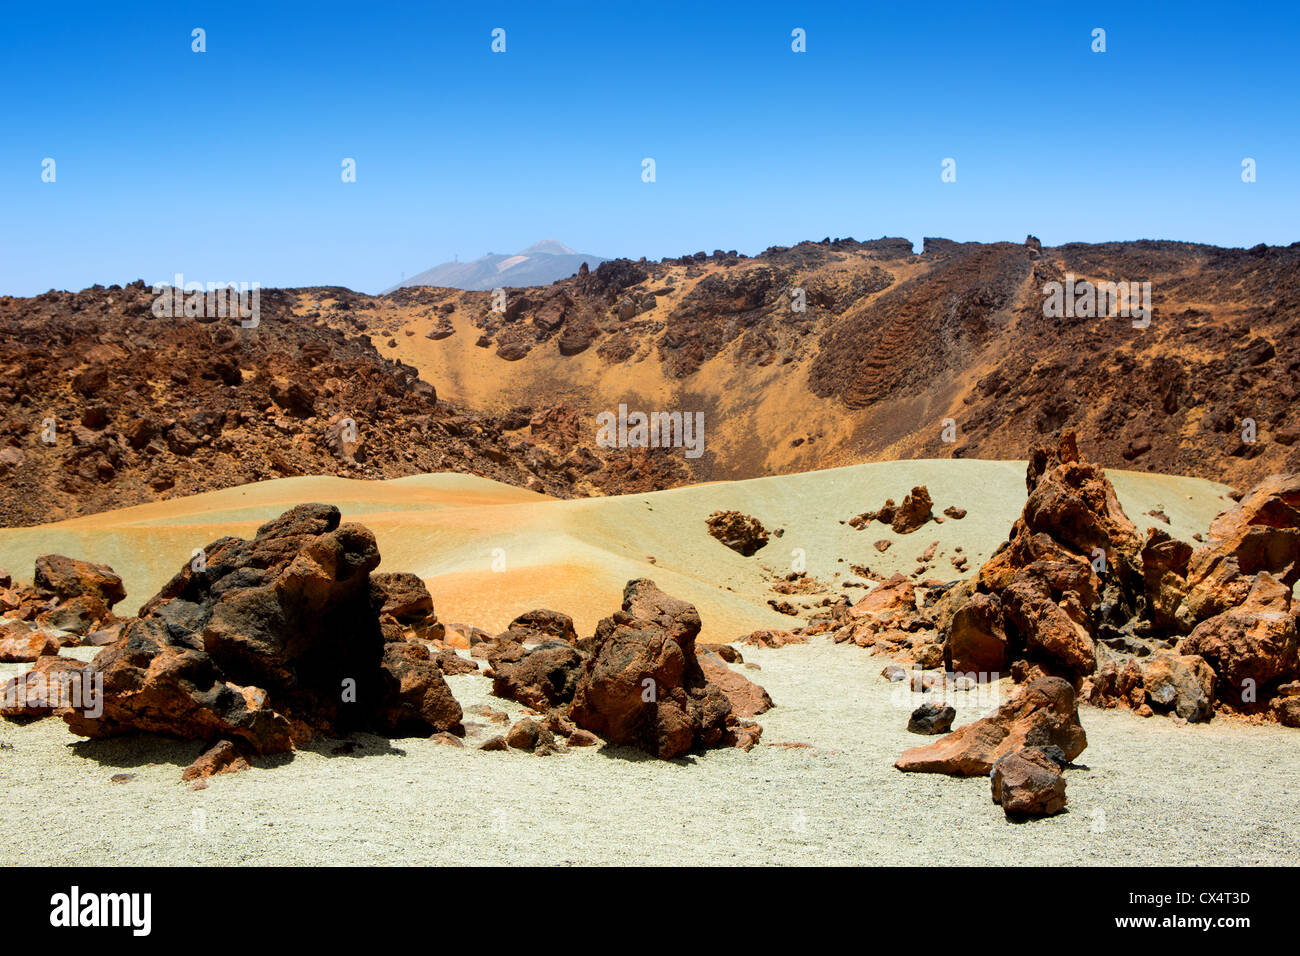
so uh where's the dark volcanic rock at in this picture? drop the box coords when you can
[568,579,760,758]
[62,503,463,755]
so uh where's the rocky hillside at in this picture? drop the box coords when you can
[313,236,1300,490]
[3,236,1297,526]
[0,283,688,527]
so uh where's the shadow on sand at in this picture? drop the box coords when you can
[67,731,407,774]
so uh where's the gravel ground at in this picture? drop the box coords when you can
[2,638,1296,867]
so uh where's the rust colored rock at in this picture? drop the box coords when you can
[1181,572,1299,705]
[35,593,115,637]
[505,717,556,753]
[370,572,435,624]
[181,740,252,782]
[568,579,733,759]
[0,655,89,718]
[479,735,509,751]
[433,648,478,676]
[377,642,465,736]
[33,554,126,608]
[891,486,934,534]
[1178,474,1300,626]
[706,511,769,556]
[990,747,1067,817]
[506,609,579,644]
[1141,653,1215,722]
[698,642,743,663]
[491,640,586,711]
[1001,572,1096,679]
[946,591,1008,675]
[735,628,806,648]
[696,647,774,717]
[943,506,967,520]
[896,677,1087,776]
[0,621,60,662]
[1270,696,1300,727]
[1142,528,1194,632]
[850,574,916,622]
[1024,432,1140,556]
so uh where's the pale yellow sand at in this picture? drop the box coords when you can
[0,460,1232,642]
[1,638,1294,866]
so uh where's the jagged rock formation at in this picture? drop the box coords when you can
[58,504,464,755]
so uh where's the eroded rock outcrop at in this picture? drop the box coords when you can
[61,503,464,755]
[568,579,762,758]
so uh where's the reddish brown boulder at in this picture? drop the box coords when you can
[850,573,916,623]
[505,609,579,645]
[33,554,126,608]
[1001,572,1096,679]
[35,593,115,637]
[896,677,1087,776]
[370,572,434,624]
[1021,432,1140,568]
[990,747,1068,817]
[491,640,586,711]
[181,740,252,782]
[62,503,464,756]
[433,648,478,675]
[696,648,773,717]
[946,592,1008,674]
[1142,528,1194,632]
[1140,653,1216,722]
[0,655,90,718]
[1181,572,1299,705]
[1178,474,1300,626]
[698,642,743,663]
[568,579,737,759]
[505,717,557,753]
[705,511,769,556]
[377,642,464,736]
[1271,696,1300,727]
[736,628,806,648]
[0,621,60,662]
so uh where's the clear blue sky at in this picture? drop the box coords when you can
[1,0,1296,296]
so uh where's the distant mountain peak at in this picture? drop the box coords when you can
[384,240,606,293]
[519,239,577,256]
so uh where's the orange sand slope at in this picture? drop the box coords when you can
[0,462,1232,642]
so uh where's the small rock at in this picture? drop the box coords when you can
[908,703,956,735]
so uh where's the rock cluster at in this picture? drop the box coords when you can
[834,432,1299,730]
[0,555,125,642]
[54,504,465,761]
[473,579,768,759]
[848,486,937,534]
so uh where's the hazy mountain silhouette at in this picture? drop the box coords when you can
[384,240,607,293]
